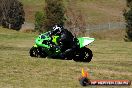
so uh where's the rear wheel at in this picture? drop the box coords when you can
[82,47,93,62]
[73,47,93,62]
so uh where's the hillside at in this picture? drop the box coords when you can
[0,27,132,88]
[21,0,126,24]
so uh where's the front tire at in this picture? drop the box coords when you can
[30,47,39,57]
[29,47,47,58]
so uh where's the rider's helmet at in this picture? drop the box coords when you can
[52,24,63,34]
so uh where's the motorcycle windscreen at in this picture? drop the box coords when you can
[78,37,95,48]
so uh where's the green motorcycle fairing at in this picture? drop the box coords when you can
[34,32,61,56]
[35,32,51,47]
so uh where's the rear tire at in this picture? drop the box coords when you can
[73,47,93,62]
[82,47,93,62]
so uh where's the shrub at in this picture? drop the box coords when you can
[34,11,44,32]
[0,0,25,30]
[124,0,132,41]
[42,0,66,31]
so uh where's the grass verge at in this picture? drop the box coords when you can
[0,27,131,88]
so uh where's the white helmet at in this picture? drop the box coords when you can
[53,25,61,32]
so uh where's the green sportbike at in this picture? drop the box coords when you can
[29,31,95,62]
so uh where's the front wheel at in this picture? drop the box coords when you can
[73,47,93,62]
[30,47,39,57]
[29,47,47,58]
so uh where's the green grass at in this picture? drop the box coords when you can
[0,27,132,88]
[90,29,126,41]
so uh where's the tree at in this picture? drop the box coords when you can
[124,0,132,41]
[65,0,86,36]
[0,0,25,30]
[126,0,132,7]
[43,0,66,31]
[124,9,132,41]
[0,6,2,25]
